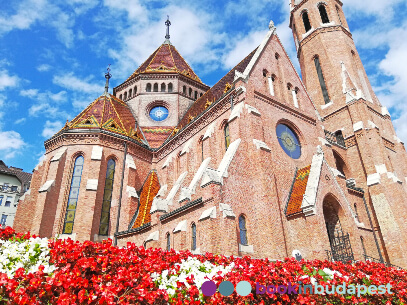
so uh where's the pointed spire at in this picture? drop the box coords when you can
[164,15,171,44]
[104,64,112,95]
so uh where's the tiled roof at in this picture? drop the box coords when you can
[141,127,174,149]
[125,43,203,84]
[173,48,258,133]
[0,161,32,195]
[62,94,143,142]
[285,165,311,216]
[132,171,160,229]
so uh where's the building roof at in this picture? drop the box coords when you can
[132,171,160,229]
[141,127,174,149]
[285,165,311,216]
[62,93,144,142]
[172,48,258,134]
[0,161,32,195]
[125,42,203,84]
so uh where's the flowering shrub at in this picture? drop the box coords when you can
[0,226,406,304]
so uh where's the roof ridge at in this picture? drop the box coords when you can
[107,96,127,133]
[170,44,203,83]
[125,45,161,82]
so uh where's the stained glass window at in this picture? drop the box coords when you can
[224,123,230,150]
[62,156,84,234]
[99,159,116,236]
[149,106,169,121]
[191,223,196,251]
[239,215,248,246]
[276,124,301,159]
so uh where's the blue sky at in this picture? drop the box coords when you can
[0,0,406,172]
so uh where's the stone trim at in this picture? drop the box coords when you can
[253,139,271,152]
[219,203,236,218]
[126,186,139,198]
[51,147,67,162]
[173,220,187,233]
[91,146,103,160]
[367,173,381,186]
[125,155,137,169]
[199,206,216,220]
[159,197,203,222]
[239,243,254,253]
[156,184,168,197]
[245,104,261,116]
[228,101,245,122]
[115,222,151,237]
[353,121,364,132]
[93,234,113,242]
[39,180,55,193]
[180,138,193,156]
[162,152,174,169]
[58,233,77,241]
[203,122,216,140]
[179,158,211,202]
[145,231,159,242]
[86,179,98,191]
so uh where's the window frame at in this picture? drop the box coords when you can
[302,11,312,32]
[191,223,197,251]
[239,215,248,246]
[98,159,116,236]
[166,232,171,251]
[224,123,230,150]
[318,4,330,24]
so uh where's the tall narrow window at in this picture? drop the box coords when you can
[62,155,84,234]
[146,83,152,92]
[224,123,230,150]
[119,94,123,100]
[129,89,132,97]
[161,83,166,92]
[153,83,158,92]
[194,91,198,100]
[0,215,7,227]
[183,86,186,94]
[0,196,3,205]
[239,215,248,246]
[292,88,299,108]
[124,92,127,100]
[168,83,173,93]
[189,88,192,97]
[191,223,197,250]
[166,233,171,251]
[134,86,137,95]
[354,203,359,222]
[99,159,116,236]
[319,5,330,24]
[302,11,311,32]
[201,139,204,162]
[360,236,366,257]
[336,6,342,25]
[268,76,275,96]
[314,57,330,104]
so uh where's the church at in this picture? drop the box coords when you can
[14,0,407,268]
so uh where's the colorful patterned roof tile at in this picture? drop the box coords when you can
[285,165,311,216]
[174,48,258,132]
[126,43,203,84]
[141,127,174,149]
[132,171,160,229]
[63,94,143,142]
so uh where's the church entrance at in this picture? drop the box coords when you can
[323,196,354,263]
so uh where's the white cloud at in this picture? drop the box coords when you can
[0,130,26,160]
[14,118,26,125]
[42,120,63,138]
[342,0,404,18]
[53,73,104,94]
[0,70,19,91]
[37,64,51,72]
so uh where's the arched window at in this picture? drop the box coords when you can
[99,159,116,236]
[134,86,137,95]
[153,83,158,92]
[198,135,204,162]
[168,83,173,93]
[314,56,330,104]
[224,123,230,150]
[191,223,197,250]
[354,203,359,222]
[239,215,248,246]
[269,75,276,96]
[161,83,166,92]
[189,88,192,97]
[333,151,347,178]
[292,87,299,108]
[319,5,330,24]
[119,94,123,100]
[146,83,152,92]
[183,85,186,94]
[200,93,203,97]
[124,92,127,100]
[166,232,171,251]
[360,236,366,257]
[129,89,132,97]
[334,130,345,147]
[194,91,198,100]
[302,11,312,32]
[62,155,84,234]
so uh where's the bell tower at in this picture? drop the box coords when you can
[289,0,407,267]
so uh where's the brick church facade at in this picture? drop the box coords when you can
[14,0,407,267]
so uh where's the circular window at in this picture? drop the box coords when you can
[276,124,301,159]
[149,106,169,121]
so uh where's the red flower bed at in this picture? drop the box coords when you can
[0,227,406,304]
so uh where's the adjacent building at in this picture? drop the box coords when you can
[0,161,32,228]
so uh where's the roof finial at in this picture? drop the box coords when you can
[164,15,171,44]
[104,64,112,95]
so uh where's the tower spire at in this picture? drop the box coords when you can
[164,15,171,44]
[104,64,112,95]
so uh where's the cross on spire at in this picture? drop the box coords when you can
[164,16,171,43]
[104,64,112,95]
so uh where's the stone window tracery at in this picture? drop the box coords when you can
[276,124,301,159]
[99,159,116,236]
[62,155,84,234]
